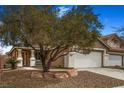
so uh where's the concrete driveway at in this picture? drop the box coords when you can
[78,68,124,81]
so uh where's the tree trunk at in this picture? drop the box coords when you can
[40,57,48,72]
[39,49,52,73]
[43,63,52,72]
[41,58,52,73]
[43,66,49,72]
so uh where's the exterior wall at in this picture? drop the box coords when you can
[64,54,69,67]
[104,54,109,66]
[7,36,124,68]
[51,56,64,67]
[10,49,18,60]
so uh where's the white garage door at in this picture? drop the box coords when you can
[108,55,122,66]
[74,51,102,68]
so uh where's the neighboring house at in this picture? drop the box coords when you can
[7,33,124,68]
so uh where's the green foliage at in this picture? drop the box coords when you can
[6,58,18,69]
[0,5,102,48]
[0,5,103,72]
[7,58,18,65]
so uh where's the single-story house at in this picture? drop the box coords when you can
[7,33,124,68]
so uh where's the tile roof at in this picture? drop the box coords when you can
[98,33,124,52]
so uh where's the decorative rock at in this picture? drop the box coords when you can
[43,72,55,78]
[66,69,78,77]
[54,73,69,79]
[31,71,43,79]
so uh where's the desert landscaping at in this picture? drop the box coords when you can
[0,69,124,88]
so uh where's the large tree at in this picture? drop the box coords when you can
[0,5,102,72]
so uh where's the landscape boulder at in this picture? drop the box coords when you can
[66,69,78,77]
[54,72,69,79]
[31,71,43,79]
[43,72,55,78]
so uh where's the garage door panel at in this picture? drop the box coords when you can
[108,55,122,66]
[74,51,102,68]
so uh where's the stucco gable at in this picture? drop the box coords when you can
[94,39,108,49]
[100,33,124,48]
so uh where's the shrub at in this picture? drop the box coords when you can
[6,58,19,69]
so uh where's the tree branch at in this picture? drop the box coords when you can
[51,45,69,61]
[49,45,62,58]
[53,51,70,61]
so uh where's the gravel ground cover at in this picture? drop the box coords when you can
[0,70,124,88]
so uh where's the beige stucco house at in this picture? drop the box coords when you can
[7,33,124,68]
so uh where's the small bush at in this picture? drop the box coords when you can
[6,58,19,69]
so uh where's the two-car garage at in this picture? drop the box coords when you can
[65,50,123,68]
[63,34,124,69]
[73,51,102,68]
[65,51,103,68]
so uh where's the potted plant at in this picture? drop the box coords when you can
[6,58,18,69]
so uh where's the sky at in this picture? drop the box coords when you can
[61,5,124,35]
[92,5,124,35]
[1,5,124,54]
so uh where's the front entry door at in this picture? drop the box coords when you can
[22,50,30,67]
